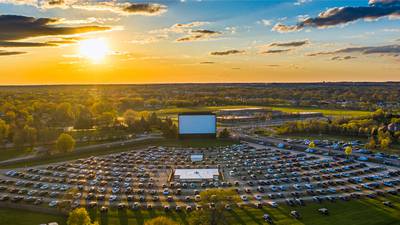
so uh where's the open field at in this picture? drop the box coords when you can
[155,105,371,118]
[2,195,399,225]
[0,138,238,169]
[269,107,371,118]
[0,148,33,162]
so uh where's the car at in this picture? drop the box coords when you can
[383,201,394,207]
[263,214,273,224]
[255,195,262,201]
[240,195,248,201]
[291,210,301,219]
[268,201,278,208]
[49,200,58,207]
[100,206,108,213]
[318,208,329,215]
[162,189,170,195]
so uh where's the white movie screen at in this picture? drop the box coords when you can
[179,115,216,134]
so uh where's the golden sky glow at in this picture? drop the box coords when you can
[0,0,399,84]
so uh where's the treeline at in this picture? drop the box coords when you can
[276,109,400,150]
[0,101,177,149]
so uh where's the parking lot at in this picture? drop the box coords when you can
[0,143,399,213]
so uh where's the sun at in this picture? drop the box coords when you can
[79,38,109,63]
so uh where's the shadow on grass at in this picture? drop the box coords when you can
[241,207,263,225]
[100,211,109,225]
[118,209,128,225]
[228,209,246,225]
[132,210,144,225]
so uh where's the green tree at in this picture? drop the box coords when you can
[144,217,178,225]
[123,109,137,127]
[67,208,98,225]
[218,128,231,139]
[56,133,75,153]
[380,137,391,150]
[189,189,239,225]
[74,105,93,129]
[0,119,9,145]
[54,103,75,127]
[23,125,37,147]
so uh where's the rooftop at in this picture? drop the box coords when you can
[174,168,219,180]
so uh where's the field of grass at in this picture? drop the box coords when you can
[2,195,399,225]
[155,105,371,118]
[0,207,67,225]
[0,147,33,162]
[0,138,238,169]
[269,106,371,118]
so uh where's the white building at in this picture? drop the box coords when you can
[174,169,219,182]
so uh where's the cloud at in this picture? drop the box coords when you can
[0,15,110,42]
[258,19,272,26]
[267,64,281,67]
[176,29,221,42]
[200,61,215,64]
[72,2,167,16]
[294,0,312,6]
[307,44,400,57]
[261,49,292,54]
[331,55,357,60]
[210,49,245,56]
[0,49,26,56]
[1,0,168,15]
[272,2,400,32]
[272,23,301,33]
[369,0,400,6]
[269,39,309,47]
[130,34,168,44]
[0,41,55,47]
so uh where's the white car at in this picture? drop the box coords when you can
[48,200,58,207]
[241,195,248,201]
[268,201,278,208]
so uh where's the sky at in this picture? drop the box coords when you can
[0,0,399,84]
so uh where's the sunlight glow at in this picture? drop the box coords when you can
[79,38,109,63]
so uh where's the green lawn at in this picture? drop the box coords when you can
[0,138,238,169]
[155,105,371,118]
[0,207,67,225]
[269,106,371,117]
[2,195,399,225]
[0,147,33,162]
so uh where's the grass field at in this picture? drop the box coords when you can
[155,105,371,118]
[0,147,33,162]
[0,138,238,169]
[2,195,399,225]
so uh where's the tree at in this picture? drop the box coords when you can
[144,217,178,225]
[54,103,75,127]
[0,119,9,145]
[56,133,75,153]
[23,125,37,147]
[123,109,137,127]
[67,208,98,225]
[365,137,376,149]
[218,128,231,139]
[189,189,239,225]
[74,105,93,129]
[380,137,391,150]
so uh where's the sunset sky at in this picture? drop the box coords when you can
[0,0,399,84]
